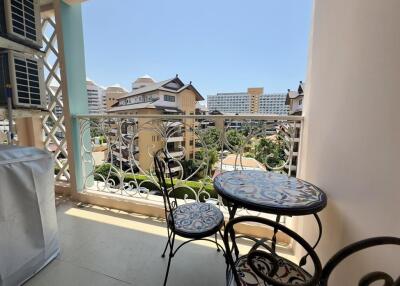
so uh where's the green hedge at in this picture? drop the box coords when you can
[94,164,217,201]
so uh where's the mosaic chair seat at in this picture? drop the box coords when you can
[169,202,224,238]
[224,216,321,286]
[224,216,400,286]
[227,253,312,286]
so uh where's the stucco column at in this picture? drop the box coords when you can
[298,0,400,284]
[55,0,91,193]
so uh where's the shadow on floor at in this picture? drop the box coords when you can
[25,200,227,286]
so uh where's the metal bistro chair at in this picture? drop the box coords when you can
[153,150,225,286]
[320,236,400,286]
[223,215,322,286]
[224,215,400,286]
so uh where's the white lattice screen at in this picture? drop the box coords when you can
[41,16,70,182]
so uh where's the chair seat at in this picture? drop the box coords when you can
[169,202,224,238]
[227,253,311,286]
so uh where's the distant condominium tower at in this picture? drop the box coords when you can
[207,87,289,115]
[86,79,106,114]
[49,79,107,117]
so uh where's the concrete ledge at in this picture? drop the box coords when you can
[55,181,71,195]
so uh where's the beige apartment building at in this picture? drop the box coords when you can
[207,87,289,115]
[105,84,128,110]
[286,81,304,115]
[108,75,204,171]
[247,87,263,113]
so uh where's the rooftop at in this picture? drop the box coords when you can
[120,76,204,101]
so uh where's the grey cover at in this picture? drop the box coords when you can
[0,145,60,286]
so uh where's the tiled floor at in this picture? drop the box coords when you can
[24,200,229,286]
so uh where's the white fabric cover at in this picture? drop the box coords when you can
[0,145,60,286]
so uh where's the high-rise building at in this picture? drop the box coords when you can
[86,79,106,114]
[50,79,107,118]
[207,87,288,115]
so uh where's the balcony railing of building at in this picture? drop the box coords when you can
[75,114,303,209]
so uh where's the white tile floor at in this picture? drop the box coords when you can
[24,201,228,286]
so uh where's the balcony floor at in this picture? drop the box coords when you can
[24,199,228,286]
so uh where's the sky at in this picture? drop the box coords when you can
[81,0,313,97]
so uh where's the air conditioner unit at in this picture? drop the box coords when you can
[0,50,46,109]
[0,0,42,48]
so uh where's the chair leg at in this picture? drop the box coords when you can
[215,232,221,252]
[161,230,172,258]
[163,234,175,286]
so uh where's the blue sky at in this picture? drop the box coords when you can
[82,0,313,96]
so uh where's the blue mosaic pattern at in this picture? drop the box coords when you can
[171,202,224,235]
[228,253,311,286]
[214,170,326,215]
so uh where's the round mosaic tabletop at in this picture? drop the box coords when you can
[214,170,327,216]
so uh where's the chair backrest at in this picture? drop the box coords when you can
[223,215,322,286]
[153,149,178,227]
[320,236,400,286]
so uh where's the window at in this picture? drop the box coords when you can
[164,95,175,102]
[299,99,303,105]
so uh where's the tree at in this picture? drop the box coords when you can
[90,119,102,138]
[254,137,285,169]
[195,148,219,176]
[225,129,245,150]
[181,159,201,179]
[200,127,221,147]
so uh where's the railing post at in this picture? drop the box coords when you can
[54,0,91,193]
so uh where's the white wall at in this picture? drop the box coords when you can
[298,0,400,284]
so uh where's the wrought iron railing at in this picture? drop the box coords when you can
[76,114,303,204]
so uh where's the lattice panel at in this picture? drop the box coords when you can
[41,16,70,182]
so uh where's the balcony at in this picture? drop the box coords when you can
[24,200,231,286]
[76,114,301,203]
[166,136,184,143]
[0,0,399,285]
[168,150,185,158]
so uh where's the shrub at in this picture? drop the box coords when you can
[93,163,217,201]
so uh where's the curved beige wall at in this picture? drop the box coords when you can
[298,0,400,284]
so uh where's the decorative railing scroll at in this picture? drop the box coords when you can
[76,114,302,204]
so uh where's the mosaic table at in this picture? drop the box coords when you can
[213,170,327,216]
[214,170,327,262]
[214,170,327,216]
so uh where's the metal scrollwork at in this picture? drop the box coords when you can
[319,236,400,286]
[78,115,302,211]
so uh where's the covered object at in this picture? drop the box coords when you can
[0,145,59,286]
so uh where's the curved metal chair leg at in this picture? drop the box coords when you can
[161,240,169,258]
[163,234,175,286]
[161,230,172,258]
[215,232,221,252]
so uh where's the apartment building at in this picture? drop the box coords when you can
[286,81,304,115]
[105,84,128,110]
[49,79,107,131]
[108,75,204,171]
[207,87,288,115]
[86,79,106,114]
